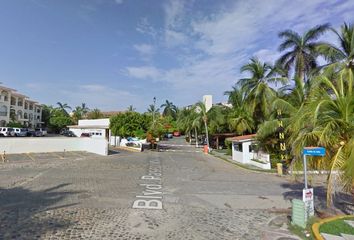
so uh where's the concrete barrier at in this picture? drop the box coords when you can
[0,138,108,156]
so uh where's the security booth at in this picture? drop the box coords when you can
[227,134,271,170]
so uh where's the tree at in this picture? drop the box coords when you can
[127,105,136,112]
[287,74,353,206]
[56,102,71,115]
[87,108,103,119]
[147,104,160,115]
[80,103,89,117]
[160,100,178,119]
[277,23,330,84]
[238,58,286,127]
[72,106,83,124]
[206,106,229,135]
[49,109,73,132]
[195,102,210,150]
[110,112,150,137]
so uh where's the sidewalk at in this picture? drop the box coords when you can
[211,150,276,172]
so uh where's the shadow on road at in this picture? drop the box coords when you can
[281,182,354,214]
[0,183,81,239]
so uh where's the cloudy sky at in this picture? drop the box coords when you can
[0,0,353,112]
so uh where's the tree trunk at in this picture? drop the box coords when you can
[194,128,198,148]
[204,120,210,151]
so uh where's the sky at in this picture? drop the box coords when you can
[0,0,353,112]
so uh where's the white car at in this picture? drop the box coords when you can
[0,127,15,136]
[13,128,28,137]
[35,128,47,136]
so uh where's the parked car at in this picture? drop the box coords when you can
[35,128,47,136]
[26,128,35,137]
[13,128,28,137]
[173,131,181,137]
[80,133,91,137]
[0,127,15,137]
[64,130,76,137]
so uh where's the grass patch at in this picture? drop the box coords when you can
[320,217,354,236]
[289,217,318,239]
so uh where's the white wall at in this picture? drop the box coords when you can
[78,118,109,126]
[203,95,213,112]
[232,143,243,162]
[0,138,108,156]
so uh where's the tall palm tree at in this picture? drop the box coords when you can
[81,103,89,117]
[56,102,71,115]
[277,23,330,84]
[127,105,136,112]
[194,102,210,150]
[238,58,287,127]
[72,106,83,124]
[147,104,160,114]
[318,23,354,69]
[288,74,354,206]
[160,100,178,119]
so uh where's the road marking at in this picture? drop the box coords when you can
[133,158,163,210]
[160,149,201,153]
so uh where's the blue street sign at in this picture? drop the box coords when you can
[303,147,326,156]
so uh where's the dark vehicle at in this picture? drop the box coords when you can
[64,131,76,137]
[80,133,91,137]
[0,133,4,137]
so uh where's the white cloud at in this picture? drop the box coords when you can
[125,66,162,80]
[133,44,155,56]
[59,84,140,111]
[136,18,158,39]
[130,0,354,107]
[254,49,281,65]
[114,0,123,4]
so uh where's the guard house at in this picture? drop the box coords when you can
[68,119,110,139]
[227,134,271,169]
[227,134,257,164]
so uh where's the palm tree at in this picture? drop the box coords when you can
[194,102,210,150]
[238,58,287,127]
[277,23,330,84]
[317,22,354,88]
[127,105,136,112]
[176,108,195,143]
[56,102,71,115]
[87,108,103,119]
[147,104,160,114]
[288,74,353,206]
[81,103,89,117]
[160,100,178,119]
[206,106,229,135]
[72,106,83,124]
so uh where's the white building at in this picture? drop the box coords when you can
[0,85,43,127]
[68,119,110,139]
[203,95,212,112]
[228,134,271,170]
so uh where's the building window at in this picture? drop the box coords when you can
[18,99,23,107]
[11,97,16,106]
[29,104,33,110]
[234,143,243,152]
[0,105,7,116]
[25,102,28,109]
[17,110,23,119]
[24,113,28,119]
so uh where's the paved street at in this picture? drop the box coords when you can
[0,138,297,239]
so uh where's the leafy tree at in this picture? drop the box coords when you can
[110,112,150,137]
[49,109,73,132]
[6,121,23,128]
[277,23,330,84]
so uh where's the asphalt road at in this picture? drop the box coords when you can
[0,137,298,240]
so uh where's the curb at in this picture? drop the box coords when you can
[312,215,354,240]
[209,152,277,174]
[113,146,142,153]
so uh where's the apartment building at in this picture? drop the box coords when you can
[0,85,43,127]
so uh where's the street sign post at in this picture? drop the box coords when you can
[301,147,325,220]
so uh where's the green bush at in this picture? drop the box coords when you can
[225,139,232,155]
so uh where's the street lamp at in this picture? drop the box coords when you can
[152,97,156,127]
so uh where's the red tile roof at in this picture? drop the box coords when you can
[226,134,257,142]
